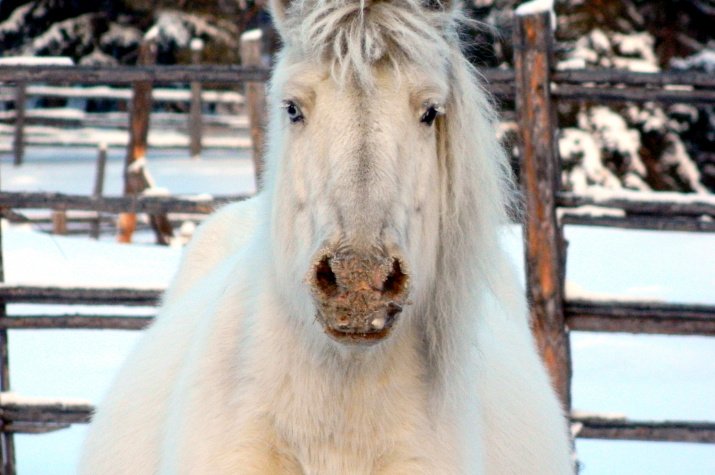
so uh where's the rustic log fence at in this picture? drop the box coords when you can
[0,13,713,473]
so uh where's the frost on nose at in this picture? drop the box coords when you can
[310,251,409,344]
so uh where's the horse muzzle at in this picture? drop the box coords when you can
[309,248,410,346]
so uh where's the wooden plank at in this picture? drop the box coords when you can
[552,84,715,104]
[120,39,175,245]
[566,300,715,336]
[189,39,205,159]
[12,82,26,167]
[0,192,246,215]
[0,315,154,330]
[572,415,715,443]
[6,401,715,445]
[0,192,15,473]
[553,69,715,88]
[0,85,245,104]
[0,286,162,306]
[514,11,572,408]
[90,144,108,239]
[50,210,67,235]
[0,402,93,426]
[560,213,715,233]
[0,65,271,85]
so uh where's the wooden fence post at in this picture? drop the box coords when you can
[118,39,173,245]
[240,29,267,190]
[514,11,572,409]
[91,143,108,239]
[51,211,67,235]
[0,200,16,475]
[12,82,26,167]
[189,38,204,159]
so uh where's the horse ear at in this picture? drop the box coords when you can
[422,0,456,12]
[269,0,293,36]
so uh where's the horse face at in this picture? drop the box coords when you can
[271,62,448,346]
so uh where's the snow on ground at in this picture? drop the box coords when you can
[1,148,715,474]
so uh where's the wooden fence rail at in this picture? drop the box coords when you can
[565,300,715,336]
[0,65,271,85]
[0,192,247,215]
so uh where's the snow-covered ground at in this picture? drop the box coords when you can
[1,147,714,474]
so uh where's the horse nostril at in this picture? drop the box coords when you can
[382,259,407,297]
[315,256,339,298]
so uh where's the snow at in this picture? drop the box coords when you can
[559,127,623,192]
[514,0,557,32]
[0,392,91,409]
[21,14,94,58]
[0,57,73,66]
[145,11,191,47]
[190,37,204,52]
[0,122,251,149]
[2,150,715,474]
[671,49,715,74]
[0,4,33,38]
[576,186,715,208]
[241,28,263,42]
[144,10,236,49]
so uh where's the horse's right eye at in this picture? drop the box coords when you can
[283,101,304,123]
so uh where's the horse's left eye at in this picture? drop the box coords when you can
[283,101,304,123]
[420,106,440,126]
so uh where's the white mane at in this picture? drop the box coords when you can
[280,0,459,85]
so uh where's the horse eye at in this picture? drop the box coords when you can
[283,101,304,123]
[420,106,439,126]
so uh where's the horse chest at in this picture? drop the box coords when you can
[263,350,433,473]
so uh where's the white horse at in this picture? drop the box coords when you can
[80,0,573,473]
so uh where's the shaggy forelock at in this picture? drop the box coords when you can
[281,0,461,85]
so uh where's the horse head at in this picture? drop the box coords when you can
[263,0,512,352]
[261,0,469,347]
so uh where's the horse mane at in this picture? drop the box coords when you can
[272,0,523,401]
[279,0,461,86]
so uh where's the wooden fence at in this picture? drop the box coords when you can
[0,12,713,473]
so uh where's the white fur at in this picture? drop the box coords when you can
[80,0,573,473]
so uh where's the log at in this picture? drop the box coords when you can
[90,143,108,239]
[12,82,26,167]
[0,315,154,330]
[552,84,715,104]
[0,192,15,473]
[572,414,715,443]
[565,300,715,336]
[119,39,174,245]
[0,286,162,306]
[560,213,715,233]
[189,38,204,159]
[514,11,572,408]
[0,191,246,214]
[0,401,93,426]
[50,210,67,235]
[0,65,271,85]
[552,69,715,88]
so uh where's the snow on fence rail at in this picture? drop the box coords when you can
[0,12,715,473]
